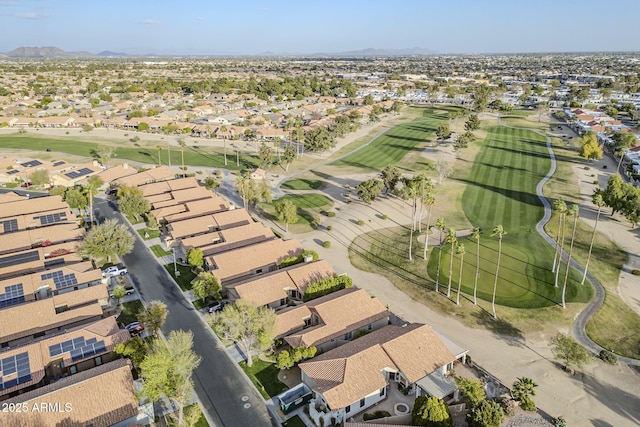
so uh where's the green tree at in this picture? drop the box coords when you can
[139,330,201,427]
[209,300,276,367]
[258,143,275,170]
[551,199,567,286]
[582,193,605,284]
[380,165,401,194]
[29,169,49,186]
[363,94,374,105]
[454,131,476,150]
[612,130,637,173]
[468,400,504,427]
[192,271,221,301]
[236,172,255,209]
[85,175,104,226]
[111,284,127,307]
[49,186,67,197]
[137,300,168,336]
[491,225,506,319]
[579,131,603,160]
[304,127,335,152]
[561,204,579,308]
[79,218,134,262]
[356,178,384,204]
[549,333,590,372]
[472,84,491,112]
[455,377,485,408]
[511,377,538,407]
[64,188,88,211]
[434,218,446,293]
[445,228,458,298]
[436,122,452,140]
[422,191,436,260]
[114,336,148,367]
[411,395,452,427]
[465,114,480,131]
[600,173,625,215]
[95,146,114,166]
[118,187,150,221]
[455,243,465,305]
[274,199,298,232]
[186,247,204,269]
[276,349,294,369]
[258,179,272,204]
[472,227,482,305]
[203,176,220,192]
[138,122,150,131]
[283,144,296,171]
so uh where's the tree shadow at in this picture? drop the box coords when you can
[471,309,525,347]
[455,177,543,208]
[582,368,640,426]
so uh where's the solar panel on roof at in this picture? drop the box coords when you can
[37,212,67,226]
[64,167,93,180]
[1,219,18,233]
[52,161,65,167]
[41,270,78,289]
[48,336,107,361]
[43,258,64,268]
[6,169,19,175]
[21,160,42,168]
[0,251,39,270]
[0,352,31,390]
[0,284,25,308]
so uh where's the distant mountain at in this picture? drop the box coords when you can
[96,50,129,57]
[6,46,93,58]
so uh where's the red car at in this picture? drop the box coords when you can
[20,182,33,188]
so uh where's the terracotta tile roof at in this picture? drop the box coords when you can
[182,221,274,255]
[3,359,138,427]
[0,194,67,219]
[0,285,107,343]
[0,242,82,280]
[112,165,175,187]
[274,305,313,337]
[148,186,213,208]
[167,208,250,240]
[285,259,335,291]
[0,261,102,300]
[155,197,231,223]
[281,288,389,348]
[208,238,303,284]
[0,317,130,397]
[0,207,75,235]
[95,164,138,184]
[300,324,455,410]
[138,176,200,196]
[0,222,84,255]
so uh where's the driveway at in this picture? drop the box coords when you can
[95,198,275,427]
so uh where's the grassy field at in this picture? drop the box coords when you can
[164,263,197,291]
[280,178,324,191]
[259,193,333,233]
[0,133,259,170]
[329,107,459,172]
[239,359,288,399]
[149,244,172,257]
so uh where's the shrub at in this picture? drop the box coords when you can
[520,396,536,412]
[303,274,353,301]
[499,397,516,417]
[327,211,336,217]
[357,219,365,226]
[381,214,388,220]
[326,225,333,231]
[363,411,391,421]
[631,269,640,276]
[280,256,300,268]
[599,349,618,364]
[322,240,331,248]
[593,180,599,184]
[591,174,596,177]
[584,166,590,170]
[554,416,567,427]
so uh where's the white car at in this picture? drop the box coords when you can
[102,264,128,277]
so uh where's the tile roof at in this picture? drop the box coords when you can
[154,197,231,223]
[0,222,84,255]
[0,242,82,280]
[167,208,250,240]
[208,238,303,284]
[279,288,389,347]
[148,186,213,208]
[94,164,138,184]
[138,176,200,196]
[300,324,455,410]
[0,207,75,235]
[3,359,138,427]
[112,165,175,187]
[0,285,107,343]
[0,194,67,219]
[181,222,274,256]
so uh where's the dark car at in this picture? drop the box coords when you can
[124,322,145,333]
[207,301,227,313]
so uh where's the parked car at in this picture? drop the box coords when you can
[102,264,128,277]
[109,284,135,298]
[20,182,33,188]
[105,188,118,196]
[207,301,227,313]
[124,322,144,333]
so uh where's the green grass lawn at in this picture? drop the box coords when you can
[116,300,144,326]
[259,193,333,233]
[138,227,161,240]
[239,359,288,399]
[0,133,258,170]
[281,178,324,190]
[126,214,146,225]
[149,244,172,257]
[167,403,209,427]
[164,263,197,291]
[283,415,306,427]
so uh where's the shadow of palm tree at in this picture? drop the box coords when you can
[471,309,525,347]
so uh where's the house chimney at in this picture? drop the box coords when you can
[123,163,128,169]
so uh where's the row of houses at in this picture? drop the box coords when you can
[0,192,150,426]
[126,174,469,424]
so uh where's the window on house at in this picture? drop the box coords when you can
[55,305,68,314]
[367,323,372,331]
[345,331,353,340]
[345,405,351,413]
[69,365,77,375]
[256,269,263,274]
[304,318,311,327]
[380,387,385,397]
[95,356,102,366]
[360,398,365,407]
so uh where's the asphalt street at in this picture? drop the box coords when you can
[94,198,275,427]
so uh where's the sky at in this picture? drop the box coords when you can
[1,0,639,55]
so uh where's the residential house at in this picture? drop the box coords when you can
[0,242,83,280]
[94,164,138,186]
[147,186,213,210]
[165,208,251,243]
[112,166,176,188]
[2,359,144,427]
[228,259,335,309]
[205,238,303,287]
[274,288,389,353]
[0,222,84,256]
[138,176,200,197]
[300,323,467,425]
[0,206,74,235]
[50,163,102,187]
[180,221,275,256]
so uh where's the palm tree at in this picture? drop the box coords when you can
[422,192,436,260]
[582,193,605,284]
[85,175,103,226]
[155,145,162,166]
[404,178,419,261]
[455,243,465,305]
[511,377,538,401]
[551,199,567,277]
[472,227,482,305]
[561,204,579,309]
[445,228,457,298]
[491,225,507,319]
[179,139,186,176]
[434,218,446,294]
